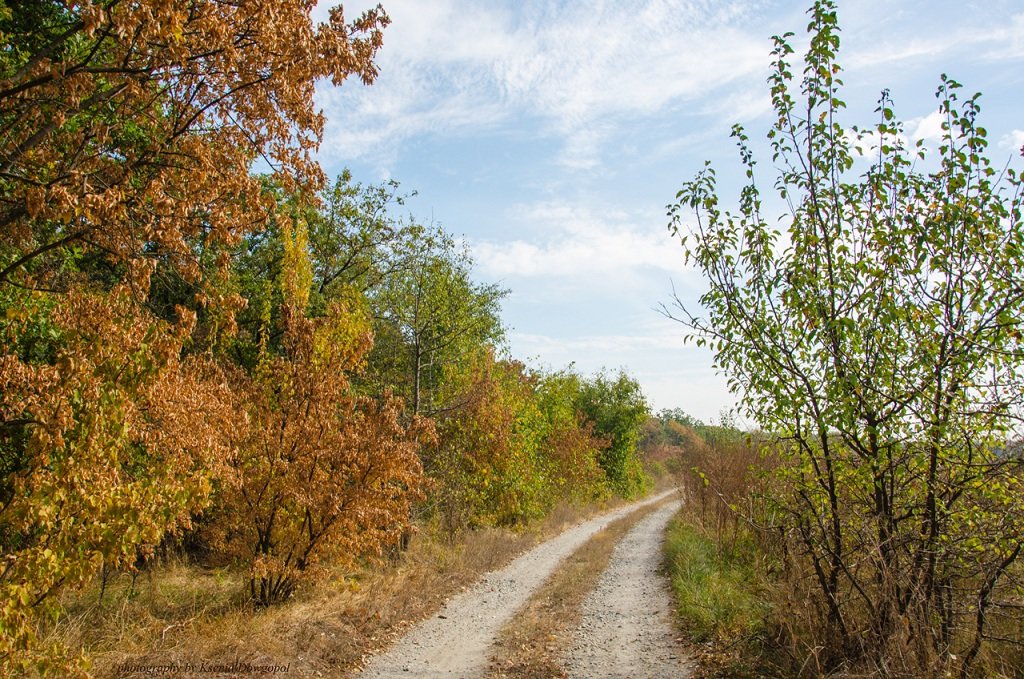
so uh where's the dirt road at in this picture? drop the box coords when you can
[563,500,695,678]
[353,489,683,678]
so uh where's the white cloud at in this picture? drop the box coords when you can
[513,331,685,356]
[1000,129,1024,153]
[842,4,1024,69]
[845,38,951,71]
[472,201,686,281]
[984,13,1024,60]
[313,0,1024,172]
[507,313,695,373]
[315,0,779,170]
[910,110,946,143]
[558,125,612,172]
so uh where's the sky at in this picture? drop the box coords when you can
[310,0,1024,425]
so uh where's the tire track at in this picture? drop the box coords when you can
[563,501,694,679]
[352,489,678,678]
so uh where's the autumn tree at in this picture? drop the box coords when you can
[667,1,1024,674]
[1,0,389,671]
[209,300,430,606]
[0,0,386,292]
[0,288,235,674]
[197,208,430,606]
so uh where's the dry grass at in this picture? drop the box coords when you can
[41,496,633,678]
[485,496,675,679]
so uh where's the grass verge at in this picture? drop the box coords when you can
[663,512,771,678]
[485,494,677,679]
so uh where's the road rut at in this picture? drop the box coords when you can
[353,489,679,678]
[563,500,694,678]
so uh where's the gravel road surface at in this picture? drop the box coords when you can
[564,500,694,679]
[353,489,679,678]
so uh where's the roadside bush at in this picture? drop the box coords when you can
[427,350,549,530]
[207,303,429,606]
[1,288,234,674]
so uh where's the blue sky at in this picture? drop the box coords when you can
[311,0,1024,424]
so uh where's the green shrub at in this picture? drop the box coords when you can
[664,515,767,645]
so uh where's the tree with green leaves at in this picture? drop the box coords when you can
[667,1,1024,674]
[574,370,650,498]
[309,170,424,302]
[370,230,507,416]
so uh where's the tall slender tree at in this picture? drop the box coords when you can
[667,1,1024,673]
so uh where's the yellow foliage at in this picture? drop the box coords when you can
[0,288,235,675]
[281,215,314,313]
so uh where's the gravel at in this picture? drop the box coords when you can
[352,489,679,679]
[563,500,695,679]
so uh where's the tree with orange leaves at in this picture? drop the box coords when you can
[0,0,387,292]
[0,0,389,672]
[1,288,236,674]
[210,300,430,606]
